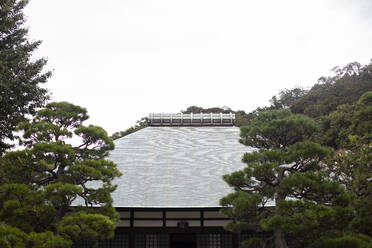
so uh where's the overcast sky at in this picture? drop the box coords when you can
[25,0,372,135]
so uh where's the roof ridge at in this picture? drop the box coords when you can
[148,112,235,126]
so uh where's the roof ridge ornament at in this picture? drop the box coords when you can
[148,113,235,126]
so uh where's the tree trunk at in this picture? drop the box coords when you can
[274,229,288,248]
[274,169,288,248]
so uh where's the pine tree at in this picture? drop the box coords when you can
[220,109,351,248]
[0,0,51,154]
[0,102,122,247]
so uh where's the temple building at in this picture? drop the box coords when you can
[97,113,256,248]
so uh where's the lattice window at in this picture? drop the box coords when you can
[108,233,129,248]
[74,233,129,248]
[135,234,146,248]
[208,234,221,248]
[72,233,130,248]
[197,233,232,248]
[220,234,233,248]
[146,234,160,248]
[135,233,169,248]
[197,234,209,248]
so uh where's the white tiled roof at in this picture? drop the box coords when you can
[109,126,253,207]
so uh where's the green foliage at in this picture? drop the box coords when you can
[316,103,356,149]
[0,223,28,248]
[320,93,372,239]
[0,222,72,248]
[270,86,308,109]
[0,0,51,154]
[234,110,252,126]
[28,232,71,248]
[0,102,121,247]
[331,139,372,237]
[252,62,372,149]
[221,109,352,248]
[260,62,372,150]
[111,117,148,140]
[314,90,372,149]
[351,91,372,141]
[0,184,55,233]
[241,237,272,248]
[223,89,372,247]
[309,234,372,248]
[58,212,115,247]
[182,105,232,114]
[239,109,318,149]
[290,62,372,118]
[181,105,261,127]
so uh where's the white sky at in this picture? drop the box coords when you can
[24,0,372,135]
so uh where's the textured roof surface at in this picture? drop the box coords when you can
[109,126,253,207]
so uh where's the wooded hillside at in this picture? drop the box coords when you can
[112,61,372,147]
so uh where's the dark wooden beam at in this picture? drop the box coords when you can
[130,209,134,228]
[162,210,166,227]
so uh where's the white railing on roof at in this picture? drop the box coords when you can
[148,113,235,126]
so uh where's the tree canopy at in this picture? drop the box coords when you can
[220,109,357,248]
[111,117,147,140]
[221,88,372,247]
[0,102,121,247]
[290,61,372,118]
[0,0,51,155]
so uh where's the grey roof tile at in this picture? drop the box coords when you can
[109,126,252,207]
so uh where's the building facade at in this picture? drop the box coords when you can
[81,113,260,248]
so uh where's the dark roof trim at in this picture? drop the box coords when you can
[115,207,224,212]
